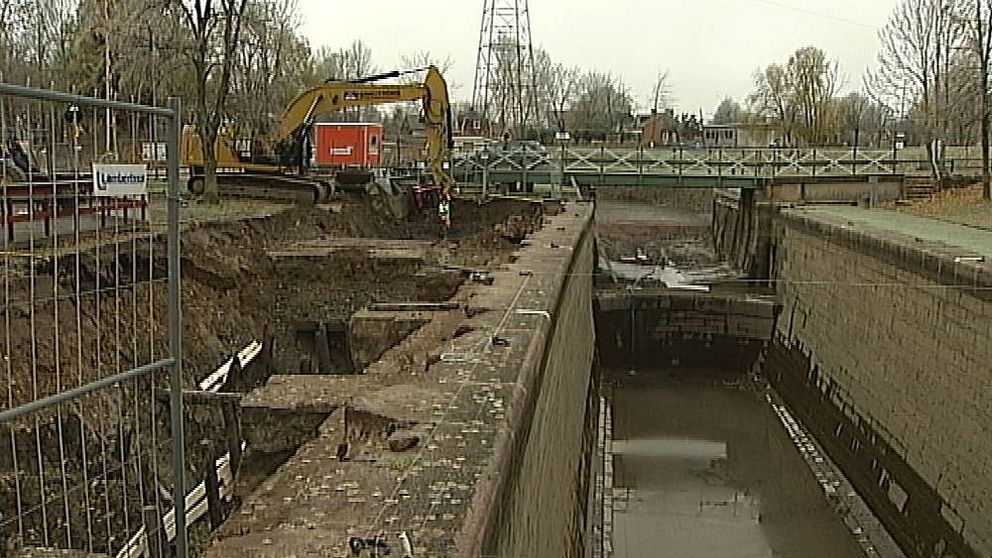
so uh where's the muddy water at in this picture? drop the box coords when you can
[609,377,865,558]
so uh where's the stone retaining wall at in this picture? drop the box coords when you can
[768,209,992,558]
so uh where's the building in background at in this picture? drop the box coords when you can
[702,122,782,148]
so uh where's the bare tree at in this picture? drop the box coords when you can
[343,40,375,79]
[832,92,893,146]
[228,0,311,144]
[786,47,840,144]
[311,39,377,121]
[650,70,671,115]
[867,0,966,177]
[400,51,454,74]
[962,0,992,198]
[712,97,744,125]
[547,63,579,133]
[474,34,537,136]
[400,51,456,94]
[312,45,344,81]
[748,47,839,145]
[748,63,795,142]
[176,0,250,203]
[570,71,633,142]
[528,48,579,133]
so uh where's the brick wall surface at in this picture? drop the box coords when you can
[774,219,992,555]
[495,226,596,558]
[596,185,714,212]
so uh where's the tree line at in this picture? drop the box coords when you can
[0,0,643,198]
[707,46,891,149]
[2,0,989,196]
[713,0,992,195]
[0,0,404,199]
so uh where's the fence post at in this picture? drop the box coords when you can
[144,505,163,558]
[222,401,242,476]
[891,141,897,176]
[521,146,529,194]
[637,144,643,186]
[599,145,605,187]
[203,441,224,530]
[166,96,188,558]
[852,129,859,175]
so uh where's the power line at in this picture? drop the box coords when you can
[736,0,880,30]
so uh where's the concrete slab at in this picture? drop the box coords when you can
[797,206,992,260]
[242,375,381,413]
[11,550,108,558]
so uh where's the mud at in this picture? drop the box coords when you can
[595,201,719,269]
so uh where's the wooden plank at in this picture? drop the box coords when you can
[267,238,434,259]
[294,237,434,249]
[369,301,460,312]
[155,389,243,405]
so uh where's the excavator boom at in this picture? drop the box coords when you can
[276,65,454,192]
[182,65,456,200]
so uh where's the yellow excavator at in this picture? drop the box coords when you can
[181,65,456,202]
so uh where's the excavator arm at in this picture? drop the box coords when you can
[276,66,455,193]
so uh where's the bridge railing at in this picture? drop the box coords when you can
[560,146,976,178]
[450,144,983,180]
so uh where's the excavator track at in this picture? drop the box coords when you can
[188,172,332,204]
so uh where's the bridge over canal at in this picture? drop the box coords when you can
[448,145,981,191]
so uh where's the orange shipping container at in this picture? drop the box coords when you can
[312,123,382,167]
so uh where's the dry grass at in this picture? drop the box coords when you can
[896,184,992,230]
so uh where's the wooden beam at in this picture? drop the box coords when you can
[155,389,243,405]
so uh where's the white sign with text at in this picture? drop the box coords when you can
[92,164,148,197]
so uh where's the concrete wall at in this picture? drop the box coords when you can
[759,177,904,204]
[712,190,773,278]
[769,211,992,558]
[595,185,713,213]
[478,215,597,558]
[595,291,777,372]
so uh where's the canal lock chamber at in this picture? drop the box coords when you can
[586,194,901,558]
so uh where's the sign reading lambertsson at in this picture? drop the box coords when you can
[92,164,148,197]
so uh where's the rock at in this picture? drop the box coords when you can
[388,429,420,452]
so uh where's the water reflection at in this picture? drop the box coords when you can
[610,381,865,558]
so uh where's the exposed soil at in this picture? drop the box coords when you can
[0,195,544,556]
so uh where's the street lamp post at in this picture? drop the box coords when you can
[481,151,489,198]
[555,130,570,199]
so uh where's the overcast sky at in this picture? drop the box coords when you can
[298,0,900,116]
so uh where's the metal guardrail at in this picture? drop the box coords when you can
[450,145,982,183]
[0,83,188,557]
